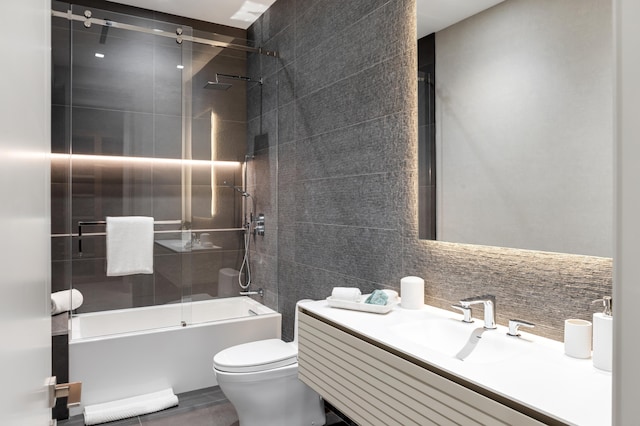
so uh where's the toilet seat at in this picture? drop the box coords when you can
[213,339,297,373]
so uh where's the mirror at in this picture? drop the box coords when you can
[417,0,613,258]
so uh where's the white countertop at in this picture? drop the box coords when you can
[300,300,611,426]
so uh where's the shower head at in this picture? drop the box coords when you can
[204,73,263,90]
[223,181,250,198]
[204,80,233,90]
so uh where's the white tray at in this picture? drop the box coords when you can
[326,295,398,314]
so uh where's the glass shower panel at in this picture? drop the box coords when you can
[66,5,194,330]
[188,29,247,307]
[51,0,73,309]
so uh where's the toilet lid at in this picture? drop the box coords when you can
[213,339,298,373]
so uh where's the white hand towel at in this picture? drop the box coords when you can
[106,216,154,276]
[51,289,84,315]
[331,287,362,302]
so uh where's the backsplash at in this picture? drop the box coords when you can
[248,0,612,342]
[405,239,613,341]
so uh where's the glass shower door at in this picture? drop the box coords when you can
[51,2,195,336]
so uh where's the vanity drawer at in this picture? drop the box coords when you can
[298,310,548,426]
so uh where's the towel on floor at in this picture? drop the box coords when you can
[83,388,178,425]
[106,216,154,276]
[51,289,84,315]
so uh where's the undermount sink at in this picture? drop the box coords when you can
[388,316,531,364]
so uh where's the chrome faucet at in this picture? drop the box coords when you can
[459,295,497,329]
[451,304,473,323]
[507,319,535,337]
[239,288,264,297]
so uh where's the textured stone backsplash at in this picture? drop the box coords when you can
[404,239,613,341]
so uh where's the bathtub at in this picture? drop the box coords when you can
[69,297,281,415]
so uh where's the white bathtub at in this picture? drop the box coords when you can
[69,297,281,415]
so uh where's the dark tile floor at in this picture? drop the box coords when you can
[58,386,353,426]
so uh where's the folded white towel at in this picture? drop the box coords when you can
[51,289,84,315]
[331,287,362,302]
[106,216,154,276]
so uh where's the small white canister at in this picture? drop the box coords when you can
[564,319,592,359]
[400,276,425,310]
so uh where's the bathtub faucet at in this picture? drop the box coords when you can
[240,288,264,297]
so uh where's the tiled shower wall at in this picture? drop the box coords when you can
[249,0,612,342]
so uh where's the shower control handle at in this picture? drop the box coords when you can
[253,213,265,236]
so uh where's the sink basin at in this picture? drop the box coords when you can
[388,317,530,364]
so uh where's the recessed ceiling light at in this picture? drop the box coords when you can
[95,53,105,58]
[177,65,184,69]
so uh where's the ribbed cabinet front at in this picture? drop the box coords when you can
[297,311,546,426]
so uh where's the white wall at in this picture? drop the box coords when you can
[435,0,613,257]
[0,0,52,423]
[614,0,640,423]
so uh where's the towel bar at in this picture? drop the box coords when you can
[77,220,182,255]
[72,220,245,255]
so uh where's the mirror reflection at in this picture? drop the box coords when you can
[417,0,613,257]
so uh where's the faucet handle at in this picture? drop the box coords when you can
[507,319,535,337]
[451,304,474,323]
[460,294,496,305]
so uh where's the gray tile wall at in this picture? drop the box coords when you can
[249,0,612,342]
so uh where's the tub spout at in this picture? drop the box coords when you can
[239,288,264,297]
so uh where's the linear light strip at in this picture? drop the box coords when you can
[50,153,241,167]
[211,112,218,217]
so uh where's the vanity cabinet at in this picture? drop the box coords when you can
[298,310,553,426]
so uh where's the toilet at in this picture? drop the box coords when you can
[213,301,326,426]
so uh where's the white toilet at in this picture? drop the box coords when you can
[213,301,326,426]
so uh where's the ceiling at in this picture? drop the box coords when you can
[108,0,505,37]
[416,0,506,38]
[108,0,278,29]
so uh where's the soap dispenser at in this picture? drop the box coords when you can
[592,296,612,372]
